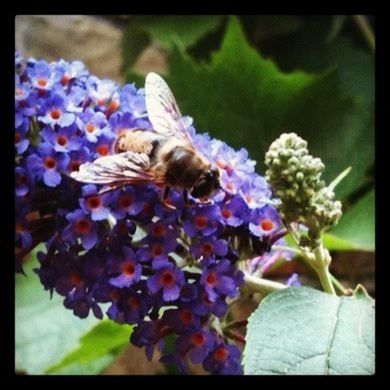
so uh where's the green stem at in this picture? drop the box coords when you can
[284,222,337,295]
[223,319,248,331]
[314,264,336,295]
[300,246,336,296]
[272,245,301,254]
[243,273,286,295]
[330,274,350,295]
[224,329,246,344]
[285,222,301,246]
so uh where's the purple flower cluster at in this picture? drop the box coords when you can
[15,53,289,375]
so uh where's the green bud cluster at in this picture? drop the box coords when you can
[265,133,342,239]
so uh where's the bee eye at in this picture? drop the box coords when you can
[191,169,220,198]
[191,180,209,198]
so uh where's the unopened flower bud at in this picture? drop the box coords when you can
[265,133,342,238]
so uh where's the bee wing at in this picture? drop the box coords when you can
[70,151,162,185]
[145,72,194,145]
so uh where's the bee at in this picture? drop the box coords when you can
[71,73,220,201]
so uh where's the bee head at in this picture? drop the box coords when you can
[191,166,220,198]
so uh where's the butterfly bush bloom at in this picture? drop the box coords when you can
[14,53,294,375]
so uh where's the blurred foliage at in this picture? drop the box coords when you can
[331,190,375,251]
[15,248,131,375]
[322,233,368,251]
[125,15,374,251]
[15,249,101,374]
[122,15,225,71]
[46,320,132,374]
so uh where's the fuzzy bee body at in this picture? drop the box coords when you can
[71,73,220,199]
[113,129,213,193]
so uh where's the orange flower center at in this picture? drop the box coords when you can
[96,144,108,156]
[37,78,47,87]
[216,160,226,169]
[190,333,205,347]
[60,74,70,86]
[17,175,27,186]
[119,194,133,208]
[127,296,140,309]
[195,216,208,229]
[44,156,56,169]
[260,219,274,231]
[179,309,193,325]
[221,208,232,219]
[87,196,101,210]
[75,219,91,234]
[213,347,228,362]
[15,222,25,233]
[201,243,213,255]
[206,272,217,286]
[161,270,174,287]
[106,100,119,116]
[70,272,82,286]
[152,225,165,237]
[245,194,252,204]
[85,123,95,133]
[117,221,128,236]
[152,244,164,257]
[57,135,68,146]
[122,262,135,276]
[109,290,120,301]
[70,160,81,172]
[50,109,61,120]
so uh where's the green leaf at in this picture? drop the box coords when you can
[136,15,224,50]
[330,190,375,251]
[46,320,132,374]
[48,355,115,375]
[243,286,375,375]
[15,253,101,374]
[353,284,372,301]
[283,231,368,255]
[240,15,302,42]
[261,20,374,105]
[122,15,224,70]
[121,25,151,71]
[156,16,373,201]
[322,233,362,251]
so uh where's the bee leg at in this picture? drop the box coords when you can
[97,182,127,196]
[163,186,171,200]
[183,189,189,204]
[161,187,176,210]
[182,190,195,206]
[198,196,212,205]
